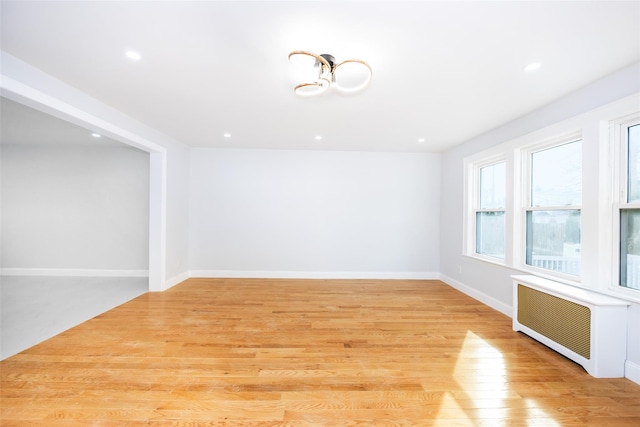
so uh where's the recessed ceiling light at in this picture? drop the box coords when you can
[315,135,323,141]
[91,133,101,138]
[418,138,426,143]
[223,133,231,138]
[125,50,141,61]
[524,62,541,72]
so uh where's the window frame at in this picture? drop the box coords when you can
[610,113,640,297]
[519,133,583,282]
[464,154,508,265]
[475,159,507,260]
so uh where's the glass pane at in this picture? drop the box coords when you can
[531,140,582,207]
[476,211,505,258]
[627,124,640,203]
[620,209,640,289]
[526,210,580,276]
[479,162,505,209]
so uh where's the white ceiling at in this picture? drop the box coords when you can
[1,1,639,153]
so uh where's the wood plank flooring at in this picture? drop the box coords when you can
[2,278,640,426]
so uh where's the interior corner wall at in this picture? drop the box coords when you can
[1,145,149,273]
[189,148,441,278]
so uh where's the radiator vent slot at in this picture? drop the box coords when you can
[517,284,591,359]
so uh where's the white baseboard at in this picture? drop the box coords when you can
[0,268,149,278]
[439,273,512,317]
[162,271,190,291]
[626,360,640,385]
[189,270,439,280]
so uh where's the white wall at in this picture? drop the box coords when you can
[1,145,149,273]
[164,145,190,282]
[439,62,640,383]
[189,148,440,278]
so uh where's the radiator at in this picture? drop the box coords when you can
[512,275,628,378]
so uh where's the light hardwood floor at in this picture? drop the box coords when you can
[2,278,640,426]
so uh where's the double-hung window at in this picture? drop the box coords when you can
[474,161,506,259]
[463,96,639,298]
[525,138,582,277]
[618,119,640,290]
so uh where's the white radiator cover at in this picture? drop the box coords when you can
[512,275,629,378]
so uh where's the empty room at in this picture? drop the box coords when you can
[1,1,640,425]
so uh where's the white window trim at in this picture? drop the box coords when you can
[518,132,583,282]
[464,154,508,265]
[609,112,640,301]
[462,93,640,303]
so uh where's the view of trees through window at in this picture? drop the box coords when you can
[526,140,582,276]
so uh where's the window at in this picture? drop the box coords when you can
[619,121,640,290]
[474,161,505,259]
[463,95,639,300]
[525,139,582,277]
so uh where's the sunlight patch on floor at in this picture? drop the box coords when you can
[524,399,562,427]
[433,330,562,426]
[433,393,474,426]
[453,330,509,397]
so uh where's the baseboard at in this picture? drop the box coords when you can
[0,268,149,277]
[439,273,512,317]
[163,271,190,291]
[626,360,640,385]
[189,270,439,280]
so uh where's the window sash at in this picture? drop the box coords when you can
[479,162,505,210]
[618,121,640,291]
[524,139,582,278]
[529,139,582,208]
[473,160,506,260]
[626,124,640,203]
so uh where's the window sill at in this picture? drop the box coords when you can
[464,253,640,304]
[463,252,507,268]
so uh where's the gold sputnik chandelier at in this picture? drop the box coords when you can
[288,51,372,96]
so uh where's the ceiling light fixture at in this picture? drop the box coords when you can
[125,50,141,61]
[91,133,101,138]
[524,62,541,72]
[288,51,372,96]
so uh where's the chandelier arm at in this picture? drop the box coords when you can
[288,50,331,72]
[293,79,330,96]
[334,59,373,75]
[332,59,373,93]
